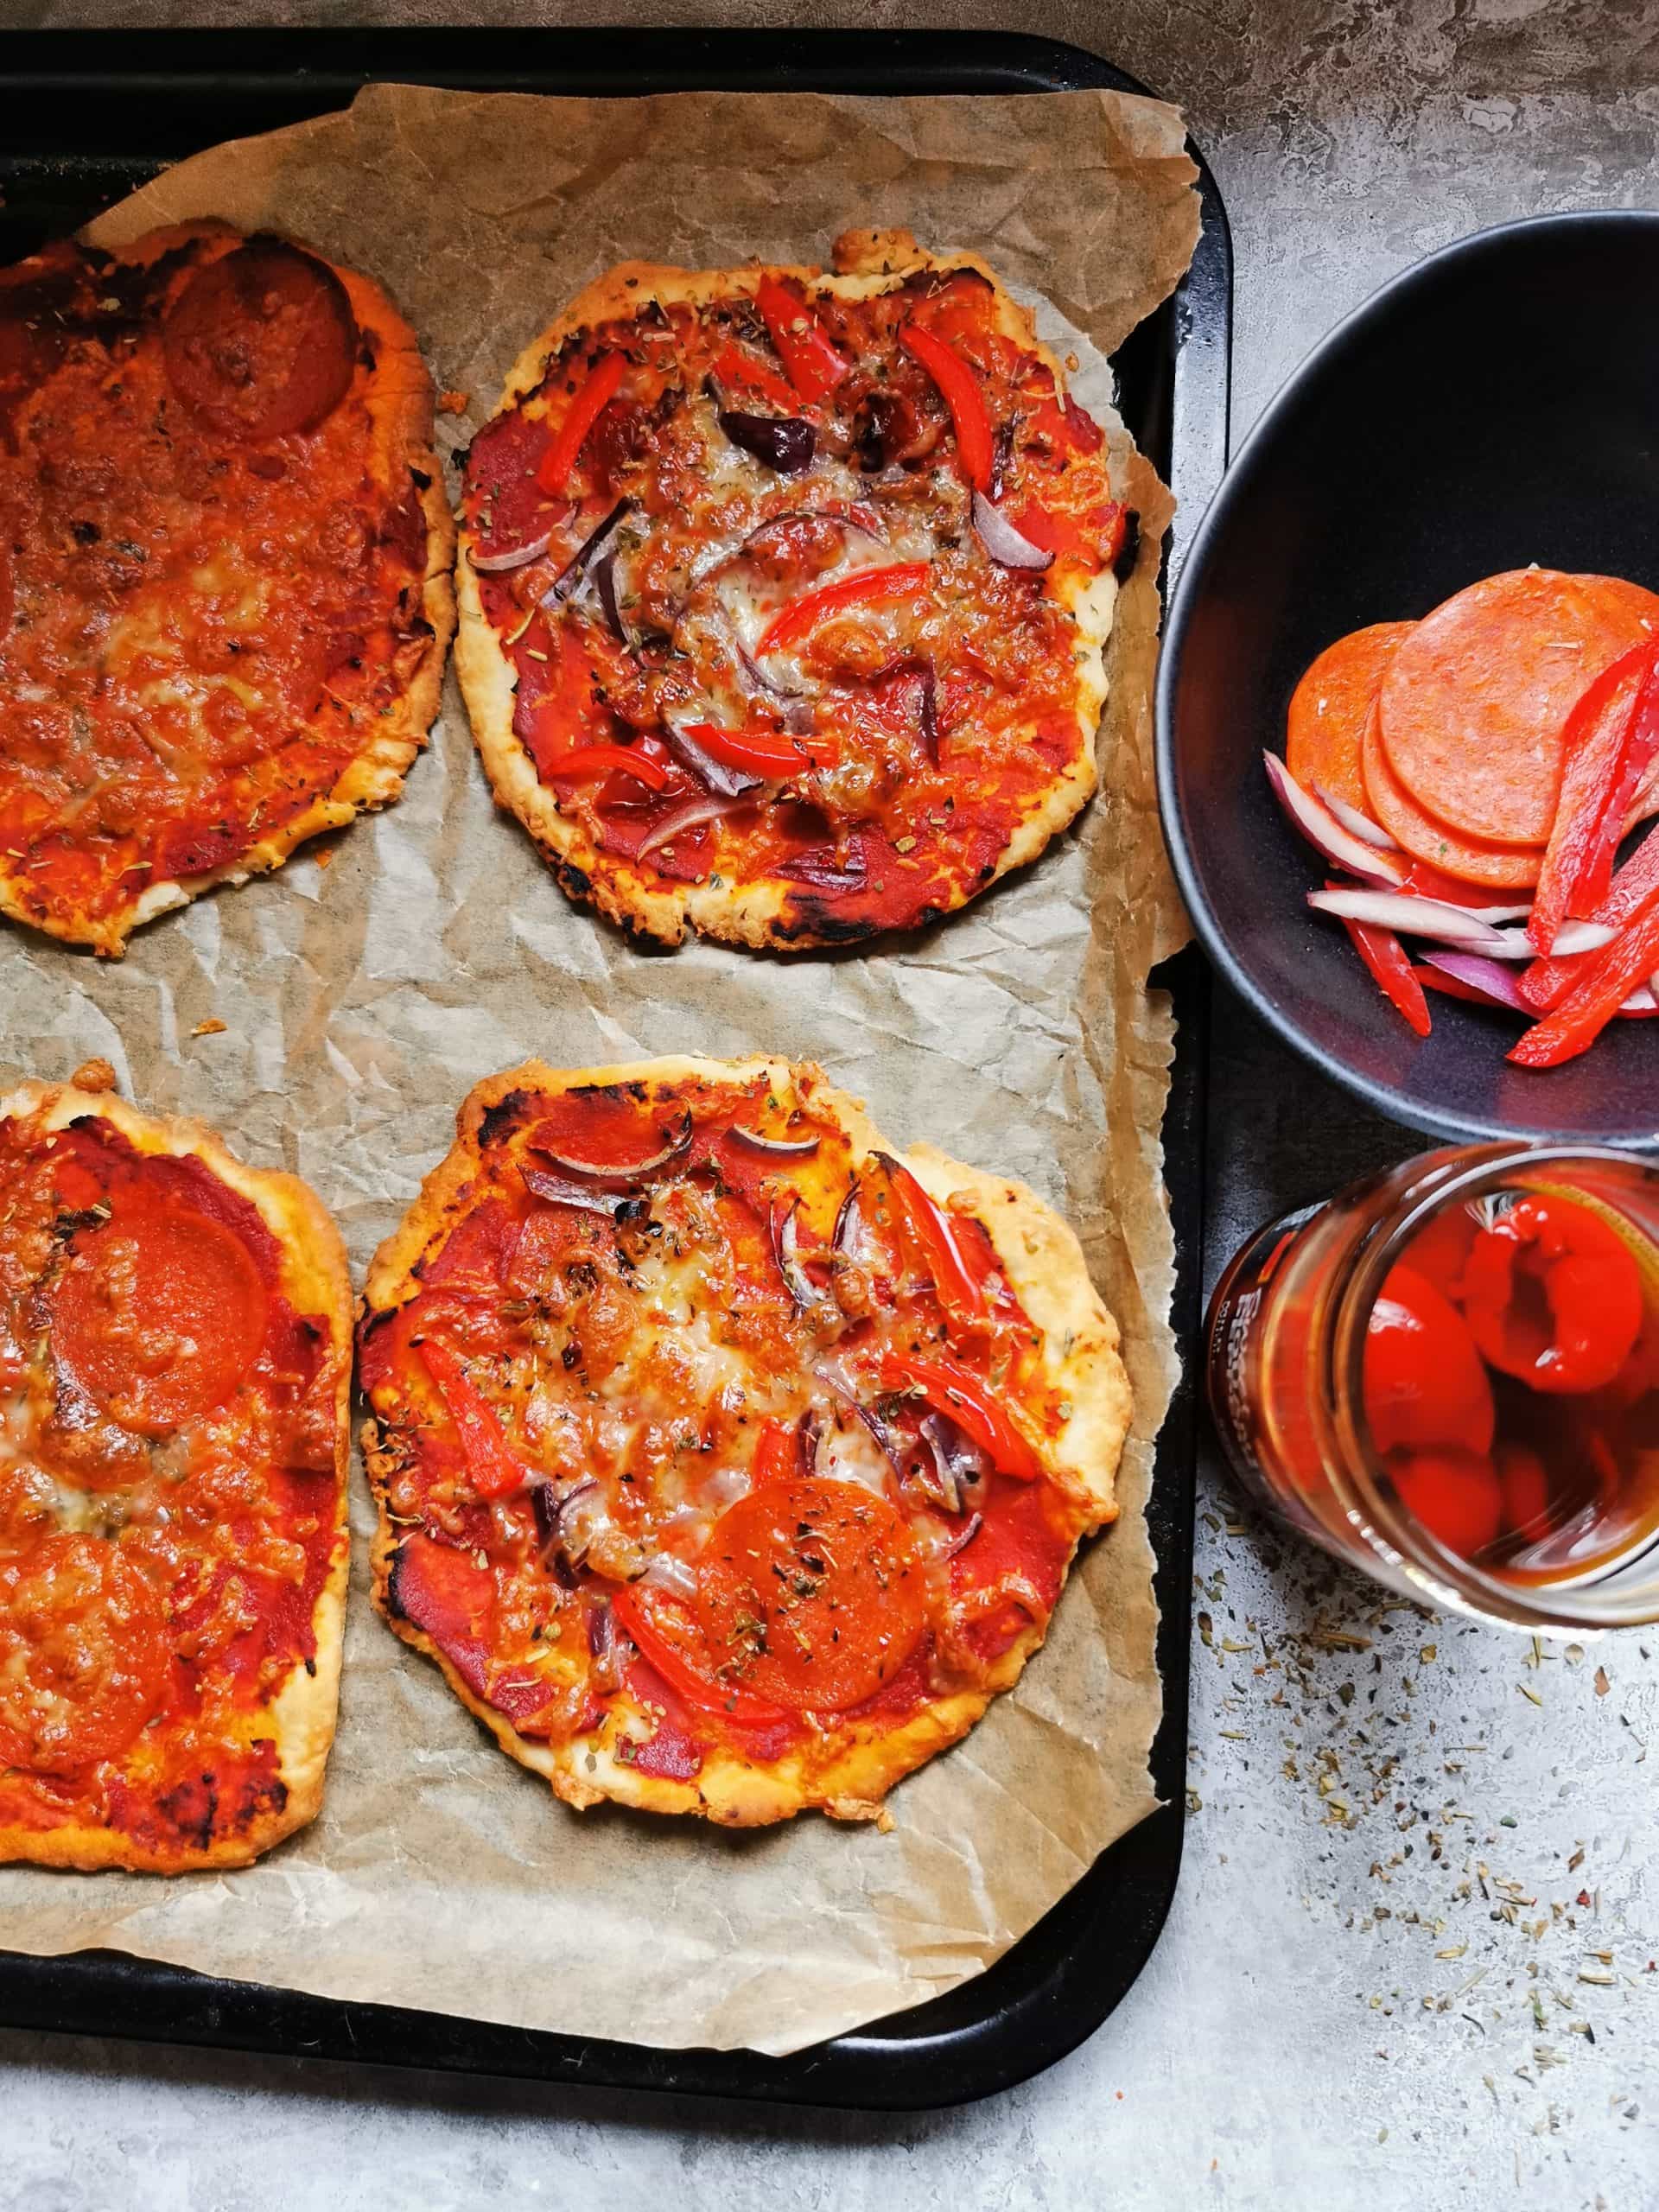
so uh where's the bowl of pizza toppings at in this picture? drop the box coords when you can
[1158,211,1659,1144]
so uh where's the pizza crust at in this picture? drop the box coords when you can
[0,1078,353,1871]
[362,1055,1130,1827]
[0,222,456,958]
[454,232,1115,950]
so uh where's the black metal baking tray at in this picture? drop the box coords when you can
[0,27,1230,2111]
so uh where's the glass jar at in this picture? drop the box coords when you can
[1205,1141,1659,1632]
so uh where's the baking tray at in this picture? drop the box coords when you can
[0,27,1230,2110]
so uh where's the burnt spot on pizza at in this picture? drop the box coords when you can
[555,861,593,904]
[356,1304,396,1350]
[156,1770,220,1848]
[569,1079,650,1107]
[1112,509,1141,583]
[772,901,880,945]
[476,1089,533,1151]
[385,1541,415,1622]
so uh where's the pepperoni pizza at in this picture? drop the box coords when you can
[0,223,455,955]
[358,1056,1129,1827]
[454,229,1130,948]
[0,1077,352,1870]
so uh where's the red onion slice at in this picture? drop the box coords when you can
[831,1181,863,1253]
[636,791,753,857]
[1483,920,1616,961]
[1307,886,1507,950]
[1420,951,1531,1012]
[520,1164,626,1216]
[588,1595,621,1690]
[920,1409,992,1491]
[813,1363,905,1478]
[971,489,1053,572]
[660,717,763,800]
[470,527,556,574]
[770,1195,827,1310]
[1544,919,1618,957]
[533,1476,601,1586]
[735,634,805,701]
[1267,754,1406,887]
[933,1510,984,1562]
[541,499,632,611]
[730,1126,822,1158]
[593,549,630,646]
[1313,785,1400,851]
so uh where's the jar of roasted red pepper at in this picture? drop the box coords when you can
[1205,1143,1659,1630]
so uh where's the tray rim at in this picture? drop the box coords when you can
[0,22,1230,2113]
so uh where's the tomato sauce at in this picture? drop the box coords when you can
[0,1106,345,1856]
[361,1071,1082,1797]
[461,265,1122,938]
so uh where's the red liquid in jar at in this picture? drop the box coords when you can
[1364,1183,1659,1583]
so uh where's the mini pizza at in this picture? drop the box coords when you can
[0,1075,352,1870]
[359,1056,1129,1827]
[0,222,455,955]
[454,229,1130,948]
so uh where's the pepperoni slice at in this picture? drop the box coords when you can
[162,239,359,442]
[1285,621,1414,816]
[526,1086,690,1179]
[0,1534,167,1774]
[696,1476,925,1713]
[1362,700,1541,888]
[1378,570,1656,848]
[53,1198,269,1434]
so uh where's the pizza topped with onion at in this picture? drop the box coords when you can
[0,222,454,956]
[359,1056,1129,1827]
[0,1077,352,1870]
[454,229,1129,949]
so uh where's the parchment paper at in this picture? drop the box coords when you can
[0,85,1198,2056]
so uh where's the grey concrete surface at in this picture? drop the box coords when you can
[1,4,1656,2208]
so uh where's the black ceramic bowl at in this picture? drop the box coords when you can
[1158,212,1659,1147]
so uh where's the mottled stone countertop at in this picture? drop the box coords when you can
[1,5,1655,2208]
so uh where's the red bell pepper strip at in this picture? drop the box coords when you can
[1529,640,1657,951]
[416,1338,532,1501]
[756,563,931,658]
[1459,1194,1643,1392]
[1328,882,1431,1037]
[899,321,995,493]
[1575,649,1659,915]
[549,744,671,792]
[747,1419,798,1488]
[1510,884,1659,1065]
[611,1584,785,1724]
[879,1351,1044,1481]
[713,341,798,413]
[534,350,626,495]
[1522,822,1659,1009]
[879,1153,988,1324]
[753,276,850,404]
[677,721,832,777]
